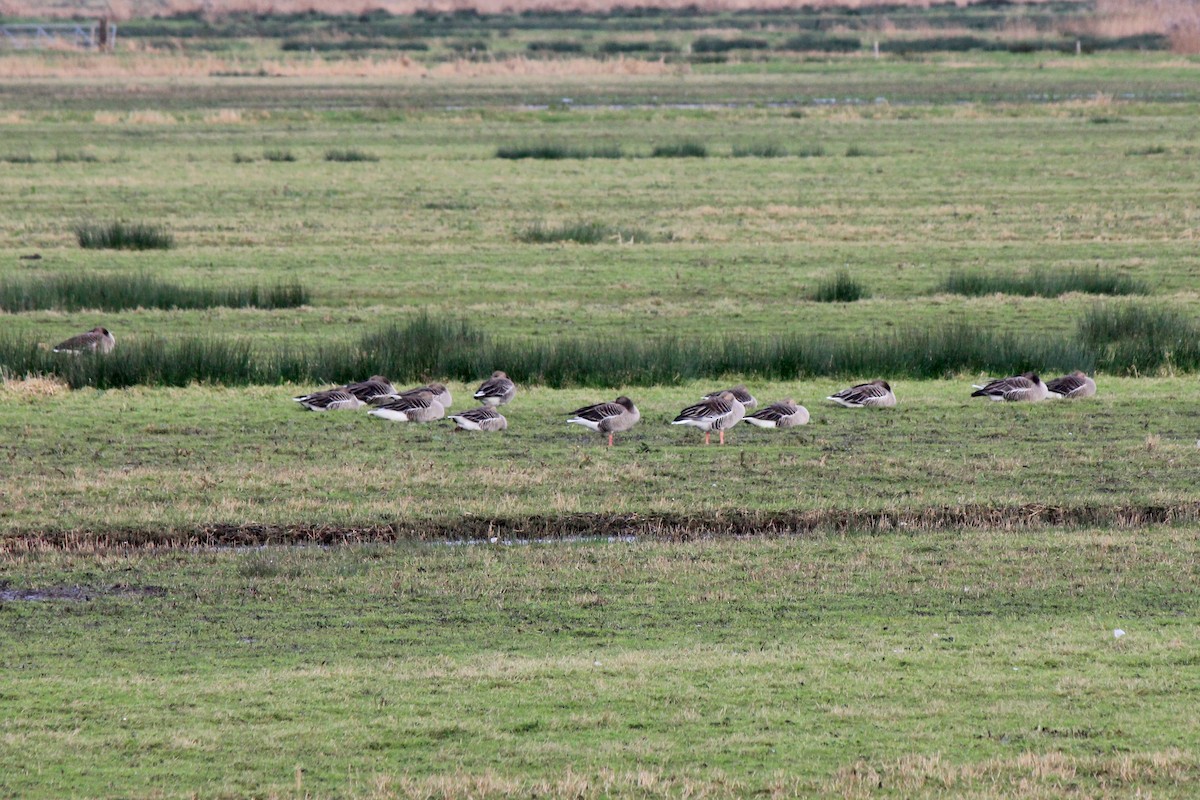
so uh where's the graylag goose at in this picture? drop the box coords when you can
[52,326,115,354]
[743,398,810,428]
[344,375,396,403]
[368,390,445,422]
[378,382,452,409]
[567,396,641,446]
[449,405,508,432]
[473,371,516,407]
[971,372,1048,402]
[295,375,393,409]
[702,385,757,409]
[1046,371,1096,399]
[826,380,896,408]
[293,389,364,411]
[672,391,745,445]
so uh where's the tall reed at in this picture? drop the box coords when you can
[0,273,309,312]
[939,268,1147,297]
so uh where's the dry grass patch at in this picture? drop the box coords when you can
[0,374,70,400]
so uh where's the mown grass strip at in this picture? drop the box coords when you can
[74,221,174,251]
[938,267,1148,297]
[0,273,309,312]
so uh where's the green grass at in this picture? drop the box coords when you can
[496,142,623,159]
[731,142,788,158]
[650,141,708,158]
[809,269,871,302]
[73,221,174,251]
[938,267,1148,298]
[324,147,380,162]
[263,147,297,162]
[516,220,654,245]
[0,273,309,312]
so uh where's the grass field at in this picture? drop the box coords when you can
[2,22,1200,798]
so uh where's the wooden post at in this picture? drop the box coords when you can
[874,40,880,59]
[98,17,108,51]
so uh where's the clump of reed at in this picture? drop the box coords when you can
[263,148,297,162]
[496,143,623,160]
[1126,145,1167,156]
[324,148,380,162]
[809,270,871,303]
[650,141,708,158]
[0,273,308,312]
[937,267,1147,298]
[731,143,788,158]
[517,221,654,244]
[74,221,174,251]
[1077,304,1200,373]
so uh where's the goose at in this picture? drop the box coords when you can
[672,391,745,445]
[368,391,445,422]
[743,398,810,428]
[826,380,896,408]
[473,371,516,407]
[52,326,115,354]
[567,396,640,446]
[971,372,1048,402]
[293,389,364,411]
[343,375,396,403]
[448,405,508,432]
[1046,371,1097,399]
[378,382,452,410]
[702,384,757,409]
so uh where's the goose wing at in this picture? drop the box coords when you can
[52,330,103,352]
[1046,374,1089,398]
[675,395,732,423]
[345,378,395,402]
[569,401,625,424]
[748,401,797,424]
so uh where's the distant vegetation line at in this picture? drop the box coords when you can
[3,306,1196,390]
[0,273,310,313]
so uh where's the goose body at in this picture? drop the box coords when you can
[449,405,508,432]
[344,375,396,403]
[52,326,115,354]
[380,382,452,410]
[567,396,640,446]
[293,389,364,411]
[1046,371,1096,399]
[672,391,745,445]
[971,372,1048,402]
[743,398,810,429]
[702,385,757,409]
[826,380,896,408]
[474,371,516,407]
[368,391,445,423]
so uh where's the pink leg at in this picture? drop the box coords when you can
[719,428,725,445]
[608,433,614,447]
[704,431,710,445]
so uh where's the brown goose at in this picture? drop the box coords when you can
[449,405,508,432]
[379,382,452,410]
[52,326,115,354]
[368,390,445,423]
[567,396,640,446]
[971,372,1048,402]
[473,371,516,407]
[702,385,757,409]
[343,375,396,403]
[1046,371,1096,399]
[293,389,364,411]
[826,380,896,408]
[743,398,810,429]
[672,391,745,445]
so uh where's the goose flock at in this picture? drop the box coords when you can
[292,370,1096,446]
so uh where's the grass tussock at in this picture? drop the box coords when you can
[74,221,174,251]
[263,148,297,162]
[809,270,871,303]
[517,220,654,245]
[496,143,622,160]
[731,142,788,158]
[938,267,1148,298]
[0,273,309,312]
[324,148,379,162]
[651,141,708,158]
[1077,304,1200,374]
[1127,144,1168,156]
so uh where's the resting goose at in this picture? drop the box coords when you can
[826,380,896,408]
[383,382,452,410]
[743,398,810,429]
[567,396,640,446]
[1046,371,1096,399]
[702,385,757,409]
[473,371,516,407]
[344,375,396,403]
[449,405,508,432]
[52,326,115,354]
[672,391,745,445]
[368,390,445,423]
[971,372,1048,402]
[293,389,364,411]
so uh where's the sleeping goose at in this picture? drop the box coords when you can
[449,405,508,432]
[971,372,1048,402]
[826,380,896,408]
[52,326,115,354]
[368,390,445,423]
[293,389,364,411]
[382,382,452,409]
[743,398,810,429]
[672,391,745,445]
[473,371,516,407]
[567,396,640,446]
[702,384,757,409]
[343,375,396,403]
[1045,371,1096,399]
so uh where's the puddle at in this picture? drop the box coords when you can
[0,582,167,602]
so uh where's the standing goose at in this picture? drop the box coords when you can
[826,380,896,408]
[368,390,445,423]
[567,396,641,447]
[293,389,364,411]
[52,326,115,354]
[971,372,1048,402]
[672,391,745,445]
[448,405,508,432]
[1046,371,1097,399]
[473,371,516,407]
[702,385,757,409]
[743,398,810,429]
